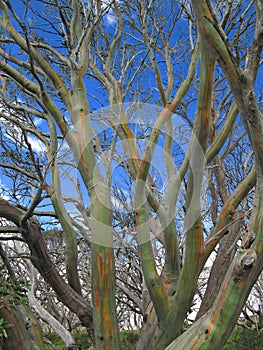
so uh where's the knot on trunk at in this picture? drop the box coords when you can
[240,250,257,270]
[235,249,257,279]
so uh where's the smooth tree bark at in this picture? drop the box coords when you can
[0,1,120,348]
[0,1,262,349]
[163,1,263,348]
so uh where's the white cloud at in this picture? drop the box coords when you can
[0,179,10,201]
[27,135,46,153]
[105,13,116,25]
[0,116,46,154]
[101,0,118,25]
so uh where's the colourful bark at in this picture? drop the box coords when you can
[90,188,120,350]
[137,40,215,350]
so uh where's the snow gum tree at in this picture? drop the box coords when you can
[0,1,262,349]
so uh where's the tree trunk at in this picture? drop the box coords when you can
[0,306,39,350]
[166,248,263,349]
[90,186,121,350]
[196,213,242,320]
[0,198,93,331]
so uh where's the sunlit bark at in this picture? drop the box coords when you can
[0,1,262,349]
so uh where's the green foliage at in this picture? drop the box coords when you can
[0,318,14,342]
[223,327,263,350]
[43,330,139,349]
[73,331,92,349]
[0,263,30,344]
[120,330,139,350]
[43,331,92,350]
[44,332,65,350]
[42,328,263,350]
[0,264,30,306]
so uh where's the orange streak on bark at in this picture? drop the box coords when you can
[210,272,243,325]
[195,223,204,276]
[190,333,202,350]
[74,134,91,178]
[95,248,115,346]
[80,153,91,178]
[205,321,214,339]
[95,252,103,310]
[80,110,87,140]
[32,323,42,347]
[104,253,113,336]
[122,122,141,168]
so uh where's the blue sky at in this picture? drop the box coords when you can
[0,0,260,240]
